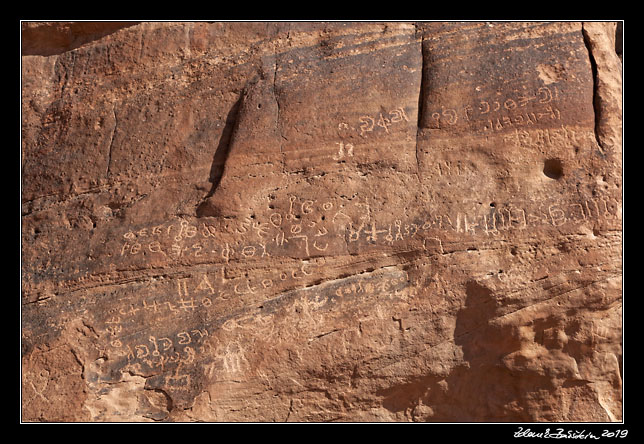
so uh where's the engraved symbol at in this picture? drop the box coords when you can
[389,107,409,123]
[537,86,553,104]
[333,142,354,160]
[241,245,256,257]
[159,337,173,351]
[177,331,192,345]
[178,298,196,311]
[286,195,297,221]
[270,213,283,227]
[359,116,374,136]
[315,226,328,237]
[504,99,517,110]
[463,105,473,121]
[376,113,391,133]
[290,234,310,256]
[177,279,189,298]
[195,275,215,294]
[442,108,458,125]
[135,344,149,359]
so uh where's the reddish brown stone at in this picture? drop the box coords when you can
[22,21,622,422]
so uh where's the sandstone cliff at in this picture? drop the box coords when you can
[21,21,622,422]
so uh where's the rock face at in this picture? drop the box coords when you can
[21,21,623,422]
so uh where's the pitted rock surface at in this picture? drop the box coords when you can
[21,21,622,422]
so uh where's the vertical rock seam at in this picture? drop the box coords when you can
[105,105,117,178]
[581,23,604,154]
[415,27,426,175]
[204,94,244,198]
[272,47,286,174]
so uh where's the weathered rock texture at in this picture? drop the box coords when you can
[21,21,623,422]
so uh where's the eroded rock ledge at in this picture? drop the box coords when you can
[21,21,622,422]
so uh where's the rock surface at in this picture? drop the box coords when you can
[21,21,623,422]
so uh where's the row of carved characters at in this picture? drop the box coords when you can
[119,231,330,261]
[105,272,415,378]
[331,272,410,298]
[118,195,619,261]
[354,106,410,137]
[346,196,620,243]
[100,262,317,342]
[123,336,248,389]
[101,263,415,355]
[121,329,209,372]
[425,85,561,130]
[122,195,341,240]
[118,195,352,260]
[285,105,412,164]
[503,126,596,149]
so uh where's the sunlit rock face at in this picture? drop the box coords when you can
[21,21,622,422]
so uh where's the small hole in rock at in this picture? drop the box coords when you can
[543,158,564,180]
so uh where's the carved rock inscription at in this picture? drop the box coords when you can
[22,21,622,422]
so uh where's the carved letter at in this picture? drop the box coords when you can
[548,204,567,227]
[177,332,192,345]
[195,274,215,295]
